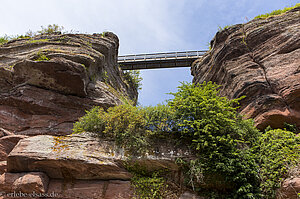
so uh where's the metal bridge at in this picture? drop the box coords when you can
[118,50,206,70]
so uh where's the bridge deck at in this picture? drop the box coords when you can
[118,50,206,70]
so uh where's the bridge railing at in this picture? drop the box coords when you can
[118,50,206,62]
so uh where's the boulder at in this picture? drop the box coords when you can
[0,172,49,193]
[0,135,27,161]
[7,133,190,181]
[0,33,138,136]
[191,7,300,130]
[277,177,300,199]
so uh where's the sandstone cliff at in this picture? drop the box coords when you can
[0,32,137,135]
[192,7,300,130]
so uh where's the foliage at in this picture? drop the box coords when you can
[73,81,300,198]
[218,25,232,31]
[72,106,106,134]
[0,35,9,45]
[254,129,300,198]
[37,24,65,35]
[143,104,176,136]
[103,104,149,154]
[27,38,49,44]
[254,3,300,19]
[131,172,167,199]
[284,122,298,133]
[34,51,50,61]
[123,70,143,91]
[168,82,261,198]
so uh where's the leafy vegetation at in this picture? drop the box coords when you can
[0,35,9,45]
[37,24,65,35]
[254,3,300,19]
[253,129,300,198]
[34,51,50,61]
[218,25,232,31]
[73,81,300,198]
[123,70,143,91]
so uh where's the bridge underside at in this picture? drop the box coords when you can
[119,58,198,70]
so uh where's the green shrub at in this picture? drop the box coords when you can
[0,35,9,45]
[254,3,300,19]
[34,51,50,61]
[73,81,300,198]
[37,24,64,35]
[143,104,176,136]
[254,129,300,198]
[124,70,143,91]
[168,82,261,198]
[103,104,149,154]
[131,172,167,199]
[73,106,106,134]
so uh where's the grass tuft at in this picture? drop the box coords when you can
[254,3,300,19]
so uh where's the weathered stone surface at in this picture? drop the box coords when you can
[0,135,27,161]
[179,190,205,199]
[7,133,190,181]
[192,7,300,130]
[0,172,49,193]
[0,161,6,174]
[0,33,137,135]
[0,128,13,138]
[46,179,133,199]
[277,177,300,199]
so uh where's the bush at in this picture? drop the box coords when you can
[168,82,261,198]
[123,70,143,91]
[73,81,299,198]
[103,104,149,154]
[37,24,64,35]
[73,106,106,134]
[143,104,176,136]
[0,35,9,45]
[131,172,167,199]
[254,129,300,198]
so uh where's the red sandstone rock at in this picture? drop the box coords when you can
[46,179,133,199]
[0,128,13,138]
[277,177,300,199]
[0,161,6,174]
[192,7,300,130]
[7,133,188,181]
[0,135,27,161]
[0,172,49,194]
[0,33,137,136]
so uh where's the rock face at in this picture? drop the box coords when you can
[7,133,190,181]
[192,7,300,130]
[0,135,27,161]
[0,172,49,193]
[3,133,191,198]
[0,33,137,135]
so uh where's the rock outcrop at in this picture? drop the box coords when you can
[192,7,300,130]
[7,133,189,180]
[0,33,137,136]
[1,133,192,199]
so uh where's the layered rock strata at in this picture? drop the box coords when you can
[0,33,137,135]
[192,7,300,130]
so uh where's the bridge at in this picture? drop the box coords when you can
[118,50,207,70]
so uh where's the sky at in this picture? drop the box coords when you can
[0,0,298,106]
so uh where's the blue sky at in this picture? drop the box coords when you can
[0,0,298,106]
